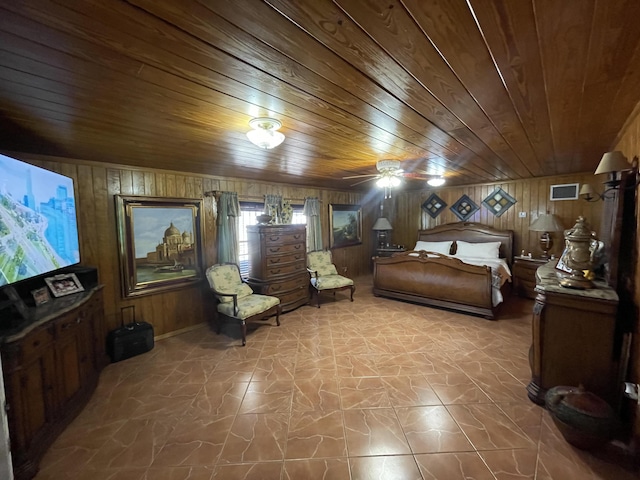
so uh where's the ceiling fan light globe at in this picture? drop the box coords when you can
[376,175,399,188]
[376,176,390,188]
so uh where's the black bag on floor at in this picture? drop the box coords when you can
[107,306,154,362]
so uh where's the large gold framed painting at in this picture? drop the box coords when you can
[329,203,362,248]
[116,195,205,298]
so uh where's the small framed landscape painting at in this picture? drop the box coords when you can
[329,204,362,248]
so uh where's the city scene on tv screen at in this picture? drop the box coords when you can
[0,154,80,286]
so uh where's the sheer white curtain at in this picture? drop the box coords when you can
[217,192,241,264]
[303,197,322,251]
[263,194,283,223]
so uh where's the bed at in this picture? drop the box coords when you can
[372,222,514,319]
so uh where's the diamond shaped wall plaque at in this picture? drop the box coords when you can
[482,188,516,217]
[421,193,447,218]
[450,194,479,221]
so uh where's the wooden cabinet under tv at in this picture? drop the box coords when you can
[0,283,106,480]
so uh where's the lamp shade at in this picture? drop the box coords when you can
[372,217,393,231]
[579,184,596,196]
[594,151,630,175]
[530,214,564,232]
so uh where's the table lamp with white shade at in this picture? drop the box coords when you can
[372,217,393,248]
[529,213,564,259]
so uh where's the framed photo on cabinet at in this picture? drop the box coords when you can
[45,273,84,298]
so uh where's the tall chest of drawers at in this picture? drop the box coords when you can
[246,224,309,312]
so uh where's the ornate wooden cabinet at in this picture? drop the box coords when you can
[527,262,620,407]
[1,287,106,480]
[246,224,309,312]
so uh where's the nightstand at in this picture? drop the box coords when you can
[375,246,406,257]
[513,256,549,299]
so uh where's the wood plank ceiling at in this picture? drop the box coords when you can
[0,0,639,191]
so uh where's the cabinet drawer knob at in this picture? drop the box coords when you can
[294,245,301,250]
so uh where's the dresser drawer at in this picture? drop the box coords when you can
[277,285,309,307]
[265,260,306,277]
[264,231,305,246]
[265,242,305,255]
[262,273,308,295]
[265,251,305,266]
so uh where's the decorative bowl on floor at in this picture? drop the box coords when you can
[256,214,272,224]
[545,385,617,450]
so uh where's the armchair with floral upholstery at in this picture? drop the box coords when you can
[306,250,355,308]
[206,263,281,346]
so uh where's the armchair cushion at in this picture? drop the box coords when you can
[307,251,339,276]
[311,274,354,290]
[217,294,280,320]
[206,263,253,302]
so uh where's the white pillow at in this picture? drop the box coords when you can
[413,240,453,255]
[455,240,501,259]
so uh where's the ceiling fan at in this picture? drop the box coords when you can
[342,160,445,188]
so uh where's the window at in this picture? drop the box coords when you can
[238,201,306,277]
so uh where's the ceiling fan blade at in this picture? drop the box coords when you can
[342,173,379,179]
[350,177,378,186]
[402,172,430,179]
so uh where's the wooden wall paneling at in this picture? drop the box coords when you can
[91,165,114,322]
[154,173,166,197]
[76,164,96,262]
[119,170,134,195]
[165,174,176,197]
[132,170,145,195]
[143,171,155,195]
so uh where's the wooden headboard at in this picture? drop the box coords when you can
[417,222,514,265]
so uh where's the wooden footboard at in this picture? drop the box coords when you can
[372,252,496,319]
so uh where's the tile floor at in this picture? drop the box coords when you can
[34,277,638,479]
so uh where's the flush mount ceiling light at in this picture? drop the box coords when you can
[246,117,285,149]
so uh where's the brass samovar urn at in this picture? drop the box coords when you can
[556,216,600,289]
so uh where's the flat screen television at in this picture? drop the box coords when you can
[0,153,80,286]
